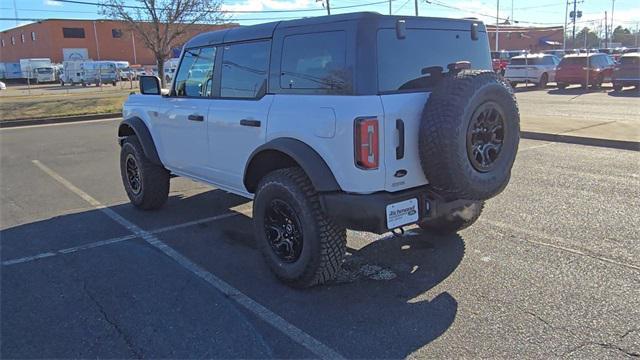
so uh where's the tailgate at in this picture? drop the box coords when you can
[380,93,429,192]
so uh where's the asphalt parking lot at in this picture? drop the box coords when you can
[1,113,639,358]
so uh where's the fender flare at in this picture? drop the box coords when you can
[244,138,341,193]
[117,117,162,165]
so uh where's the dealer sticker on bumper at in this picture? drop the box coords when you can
[386,198,419,229]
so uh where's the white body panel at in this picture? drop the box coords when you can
[267,95,386,194]
[19,58,52,80]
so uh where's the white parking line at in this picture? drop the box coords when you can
[2,211,246,266]
[31,159,344,360]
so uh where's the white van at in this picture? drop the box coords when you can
[504,53,560,89]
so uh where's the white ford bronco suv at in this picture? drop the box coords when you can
[118,13,520,287]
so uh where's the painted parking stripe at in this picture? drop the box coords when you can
[2,211,244,267]
[31,160,344,360]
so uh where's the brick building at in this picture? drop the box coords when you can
[0,19,234,65]
[485,25,564,51]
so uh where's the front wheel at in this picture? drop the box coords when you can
[253,168,346,288]
[613,83,623,91]
[557,83,567,89]
[120,137,170,210]
[419,202,484,235]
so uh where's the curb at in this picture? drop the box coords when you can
[521,131,640,152]
[0,113,122,128]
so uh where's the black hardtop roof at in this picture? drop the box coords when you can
[184,11,483,48]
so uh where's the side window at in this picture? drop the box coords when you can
[220,41,269,99]
[174,47,216,97]
[280,31,348,92]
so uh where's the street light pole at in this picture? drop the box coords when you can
[610,0,615,42]
[563,0,569,50]
[495,0,500,51]
[415,0,418,16]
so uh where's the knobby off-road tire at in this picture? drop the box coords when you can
[120,136,169,210]
[253,168,347,288]
[419,202,484,235]
[418,70,520,201]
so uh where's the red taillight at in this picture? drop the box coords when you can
[354,117,379,170]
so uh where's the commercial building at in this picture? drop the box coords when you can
[0,19,233,65]
[485,25,564,51]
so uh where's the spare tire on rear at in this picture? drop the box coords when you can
[419,70,519,200]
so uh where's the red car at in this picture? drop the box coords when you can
[555,53,615,89]
[491,51,510,76]
[612,52,640,91]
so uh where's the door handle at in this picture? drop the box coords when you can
[188,114,204,122]
[240,119,261,127]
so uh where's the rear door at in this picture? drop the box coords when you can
[207,40,273,193]
[376,26,492,192]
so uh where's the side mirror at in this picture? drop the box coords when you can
[140,75,161,95]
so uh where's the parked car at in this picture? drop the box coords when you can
[612,52,640,91]
[555,53,615,89]
[543,49,566,58]
[118,13,520,287]
[504,53,560,89]
[0,81,6,90]
[491,51,510,75]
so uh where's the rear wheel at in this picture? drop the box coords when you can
[253,168,346,288]
[538,73,548,89]
[592,75,603,89]
[120,137,170,210]
[419,202,484,235]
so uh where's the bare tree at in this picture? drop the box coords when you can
[100,0,227,87]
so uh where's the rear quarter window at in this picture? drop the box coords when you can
[280,31,349,93]
[377,28,491,92]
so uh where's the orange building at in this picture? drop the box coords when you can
[485,25,564,51]
[0,19,234,65]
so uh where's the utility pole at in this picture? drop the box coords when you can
[511,0,514,24]
[495,0,499,51]
[415,0,419,16]
[604,11,608,48]
[564,0,569,50]
[389,0,392,15]
[326,0,330,15]
[571,0,577,45]
[12,0,18,26]
[610,0,615,43]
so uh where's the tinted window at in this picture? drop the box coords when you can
[63,27,85,38]
[377,28,491,92]
[560,57,586,66]
[220,41,269,98]
[112,29,123,38]
[510,58,526,65]
[174,47,216,97]
[281,31,348,92]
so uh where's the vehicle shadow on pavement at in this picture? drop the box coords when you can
[1,189,462,358]
[607,88,640,97]
[546,87,608,95]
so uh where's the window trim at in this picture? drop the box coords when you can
[31,31,36,41]
[20,33,25,43]
[217,39,271,101]
[11,36,15,45]
[1,39,4,47]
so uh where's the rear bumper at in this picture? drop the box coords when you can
[320,187,475,234]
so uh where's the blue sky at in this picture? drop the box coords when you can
[1,0,639,32]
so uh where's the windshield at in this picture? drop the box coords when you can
[36,68,53,74]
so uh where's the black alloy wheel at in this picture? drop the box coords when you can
[466,101,506,173]
[264,199,303,263]
[125,153,142,195]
